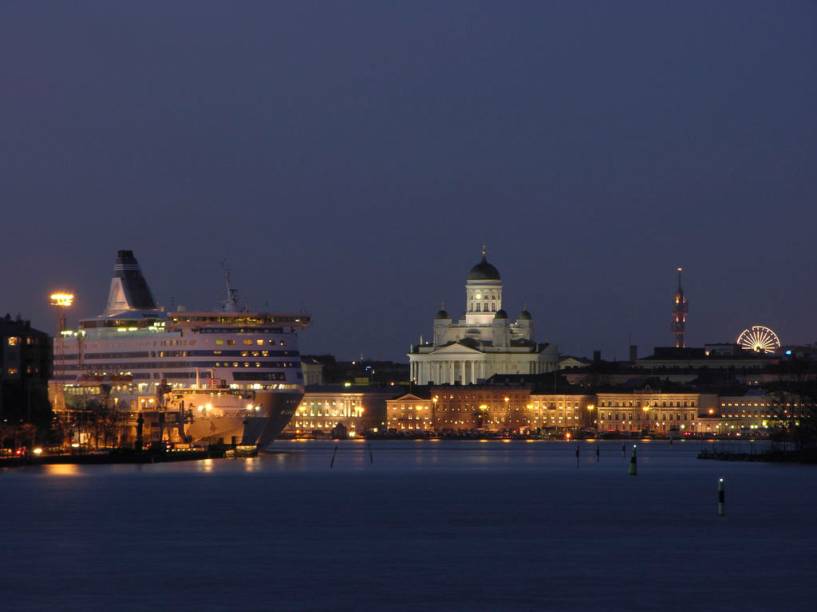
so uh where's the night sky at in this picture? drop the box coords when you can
[2,2,816,360]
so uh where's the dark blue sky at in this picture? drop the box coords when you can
[2,1,816,360]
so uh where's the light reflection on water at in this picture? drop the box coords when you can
[42,463,81,477]
[5,439,781,478]
[2,439,813,612]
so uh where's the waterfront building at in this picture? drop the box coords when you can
[596,391,718,435]
[528,393,595,432]
[695,391,813,436]
[382,379,812,438]
[285,386,401,437]
[386,387,592,434]
[426,384,532,433]
[385,391,434,433]
[408,247,559,385]
[0,315,52,430]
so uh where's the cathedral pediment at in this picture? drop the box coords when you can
[428,341,484,356]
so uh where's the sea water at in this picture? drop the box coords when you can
[2,440,816,611]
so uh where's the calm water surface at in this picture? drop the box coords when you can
[2,440,816,611]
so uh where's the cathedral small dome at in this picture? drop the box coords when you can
[434,309,450,320]
[494,309,508,320]
[518,310,532,320]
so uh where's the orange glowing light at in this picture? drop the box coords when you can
[49,292,75,308]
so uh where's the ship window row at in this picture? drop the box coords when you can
[159,349,299,358]
[54,360,301,371]
[56,349,300,361]
[196,327,284,334]
[214,338,288,347]
[63,370,292,381]
[62,351,152,359]
[233,372,287,381]
[54,349,300,361]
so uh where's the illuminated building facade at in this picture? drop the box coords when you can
[428,385,532,432]
[596,392,718,435]
[408,247,559,385]
[696,392,812,436]
[285,386,399,437]
[672,267,688,349]
[528,394,595,432]
[384,383,812,438]
[387,386,591,434]
[385,392,434,433]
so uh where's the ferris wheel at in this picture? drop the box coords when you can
[736,325,781,353]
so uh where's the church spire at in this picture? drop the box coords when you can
[481,243,487,259]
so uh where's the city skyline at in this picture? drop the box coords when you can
[11,245,805,361]
[2,2,817,360]
[2,5,817,609]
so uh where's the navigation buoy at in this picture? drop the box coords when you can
[628,444,637,476]
[718,478,725,516]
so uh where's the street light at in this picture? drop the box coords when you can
[49,292,75,309]
[49,290,75,445]
[49,291,75,339]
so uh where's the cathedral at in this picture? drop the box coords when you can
[408,248,559,385]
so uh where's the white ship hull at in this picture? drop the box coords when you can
[50,250,310,449]
[178,390,302,447]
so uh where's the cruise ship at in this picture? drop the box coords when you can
[51,250,309,448]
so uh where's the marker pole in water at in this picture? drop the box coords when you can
[718,478,725,516]
[596,445,600,463]
[330,444,338,469]
[368,443,374,465]
[576,444,580,468]
[628,444,637,476]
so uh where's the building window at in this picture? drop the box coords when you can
[7,337,19,347]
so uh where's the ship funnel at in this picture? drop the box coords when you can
[104,250,157,315]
